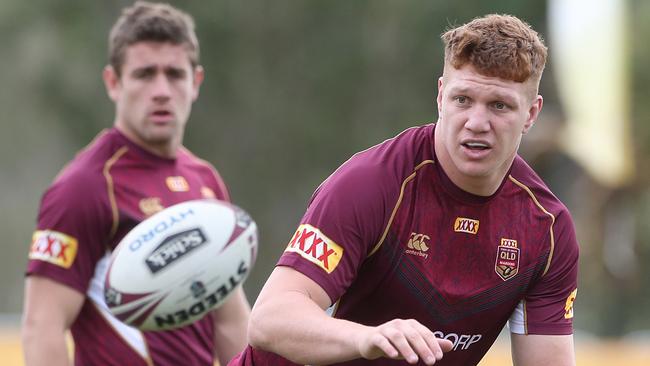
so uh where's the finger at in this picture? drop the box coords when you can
[404,327,442,364]
[438,338,454,353]
[369,335,400,360]
[413,322,451,363]
[383,328,419,364]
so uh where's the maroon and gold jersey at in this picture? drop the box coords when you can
[235,123,578,366]
[27,128,230,366]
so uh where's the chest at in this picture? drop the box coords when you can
[377,175,554,305]
[107,161,221,248]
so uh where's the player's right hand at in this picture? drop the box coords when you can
[355,318,453,365]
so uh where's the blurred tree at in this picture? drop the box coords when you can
[1,0,647,339]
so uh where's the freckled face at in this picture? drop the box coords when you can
[435,65,542,195]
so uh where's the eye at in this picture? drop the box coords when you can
[454,96,469,104]
[166,68,187,80]
[493,102,507,110]
[132,68,155,80]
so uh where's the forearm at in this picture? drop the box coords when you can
[511,334,575,366]
[22,326,70,366]
[249,291,367,365]
[212,287,251,365]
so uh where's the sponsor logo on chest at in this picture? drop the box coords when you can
[405,232,430,259]
[285,224,343,273]
[139,197,164,217]
[433,331,482,351]
[495,238,520,281]
[454,217,479,234]
[200,186,216,199]
[166,176,190,192]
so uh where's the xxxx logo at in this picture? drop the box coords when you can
[166,176,189,192]
[29,230,78,268]
[454,217,479,234]
[285,224,343,273]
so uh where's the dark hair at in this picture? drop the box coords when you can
[108,1,199,76]
[442,14,547,83]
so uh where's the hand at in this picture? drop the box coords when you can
[356,319,454,365]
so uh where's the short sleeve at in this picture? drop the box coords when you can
[277,161,396,303]
[26,171,114,294]
[510,209,579,335]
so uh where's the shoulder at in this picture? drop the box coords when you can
[508,156,578,257]
[42,130,127,212]
[178,147,230,201]
[508,156,572,219]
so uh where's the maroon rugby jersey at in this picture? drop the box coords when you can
[27,128,230,366]
[233,123,578,366]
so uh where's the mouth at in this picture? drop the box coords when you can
[461,140,491,151]
[150,109,174,124]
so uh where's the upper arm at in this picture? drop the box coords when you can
[22,276,85,332]
[255,266,332,311]
[248,266,333,350]
[511,333,575,366]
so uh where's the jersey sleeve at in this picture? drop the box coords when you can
[510,208,579,335]
[277,160,396,303]
[26,171,114,294]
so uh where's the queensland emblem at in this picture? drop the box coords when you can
[495,238,519,281]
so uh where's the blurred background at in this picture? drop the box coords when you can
[1,0,648,364]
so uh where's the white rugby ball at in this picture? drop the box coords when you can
[103,199,257,331]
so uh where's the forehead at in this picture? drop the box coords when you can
[122,41,193,71]
[443,65,534,103]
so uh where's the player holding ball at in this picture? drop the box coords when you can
[21,2,251,365]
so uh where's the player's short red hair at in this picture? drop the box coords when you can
[442,14,547,84]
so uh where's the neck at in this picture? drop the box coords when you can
[115,125,180,159]
[433,126,511,197]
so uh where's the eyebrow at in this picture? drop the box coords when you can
[130,65,187,75]
[447,86,518,104]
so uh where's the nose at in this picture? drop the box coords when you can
[151,74,172,102]
[464,105,491,133]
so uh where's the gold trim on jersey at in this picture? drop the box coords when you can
[508,176,556,277]
[368,160,435,257]
[103,146,129,240]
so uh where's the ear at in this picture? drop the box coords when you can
[523,95,543,134]
[436,76,444,118]
[191,65,205,101]
[103,66,120,102]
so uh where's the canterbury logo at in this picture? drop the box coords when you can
[454,217,479,234]
[405,232,430,259]
[286,224,343,273]
[407,233,430,251]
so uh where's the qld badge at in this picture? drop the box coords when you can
[495,238,519,281]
